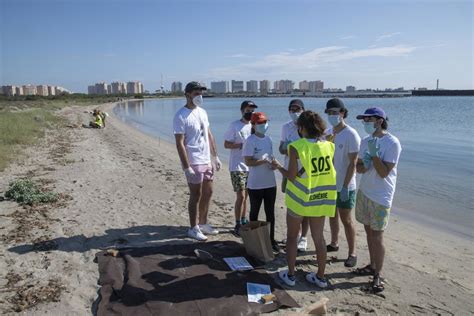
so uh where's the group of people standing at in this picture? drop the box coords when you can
[173,81,401,293]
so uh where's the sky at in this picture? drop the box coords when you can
[1,0,473,92]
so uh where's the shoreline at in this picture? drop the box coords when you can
[112,101,474,242]
[0,102,472,314]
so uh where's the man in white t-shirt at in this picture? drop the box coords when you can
[279,99,309,252]
[224,100,258,235]
[324,98,361,268]
[354,107,402,294]
[173,81,222,241]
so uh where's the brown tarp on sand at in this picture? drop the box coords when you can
[95,241,299,315]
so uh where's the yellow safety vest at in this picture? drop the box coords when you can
[285,139,337,217]
[95,115,103,127]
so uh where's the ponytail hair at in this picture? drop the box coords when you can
[296,110,326,138]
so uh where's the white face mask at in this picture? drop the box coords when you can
[192,95,203,107]
[289,112,302,123]
[327,114,341,127]
[363,121,377,134]
[255,123,269,135]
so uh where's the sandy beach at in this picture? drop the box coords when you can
[0,102,473,315]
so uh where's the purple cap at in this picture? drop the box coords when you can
[356,107,386,120]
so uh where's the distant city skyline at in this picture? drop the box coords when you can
[1,0,472,92]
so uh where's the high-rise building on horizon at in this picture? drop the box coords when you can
[111,82,127,94]
[346,85,356,93]
[246,80,258,93]
[171,81,183,93]
[36,85,49,96]
[231,80,244,93]
[22,84,37,96]
[309,80,324,92]
[259,80,270,94]
[299,80,310,91]
[48,85,56,96]
[210,81,228,93]
[95,82,108,95]
[274,80,294,93]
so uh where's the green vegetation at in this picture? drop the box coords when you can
[0,93,123,171]
[5,179,59,205]
[0,108,62,171]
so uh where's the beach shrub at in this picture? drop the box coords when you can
[5,179,59,205]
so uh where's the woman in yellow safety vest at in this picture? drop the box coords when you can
[273,110,337,288]
[89,110,103,128]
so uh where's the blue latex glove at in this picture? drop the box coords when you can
[362,151,373,169]
[367,138,380,157]
[340,187,350,202]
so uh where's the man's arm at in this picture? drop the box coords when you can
[175,134,190,169]
[343,152,358,186]
[279,141,288,155]
[356,159,366,173]
[224,140,242,149]
[208,128,218,157]
[244,156,267,167]
[373,158,396,179]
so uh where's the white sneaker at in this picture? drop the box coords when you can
[297,236,308,252]
[278,269,296,287]
[188,226,207,241]
[199,224,219,235]
[306,272,328,288]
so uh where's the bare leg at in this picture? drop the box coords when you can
[198,180,213,225]
[339,208,356,256]
[286,212,303,276]
[301,218,310,237]
[371,229,385,274]
[234,190,245,221]
[188,183,202,227]
[364,225,375,269]
[328,208,340,247]
[309,217,327,278]
[241,190,248,218]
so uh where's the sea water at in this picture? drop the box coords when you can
[114,96,474,238]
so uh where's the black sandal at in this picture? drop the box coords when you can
[353,264,375,276]
[371,273,385,293]
[326,244,339,252]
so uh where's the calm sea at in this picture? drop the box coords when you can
[113,96,474,238]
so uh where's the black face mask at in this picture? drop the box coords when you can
[243,112,253,121]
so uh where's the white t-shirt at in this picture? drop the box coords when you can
[358,133,402,208]
[224,119,252,172]
[280,120,300,169]
[326,125,361,192]
[242,134,277,190]
[173,106,211,165]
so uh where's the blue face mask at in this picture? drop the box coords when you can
[289,112,301,123]
[255,123,269,135]
[327,114,341,127]
[363,121,377,135]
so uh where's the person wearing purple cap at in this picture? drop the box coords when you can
[354,107,402,293]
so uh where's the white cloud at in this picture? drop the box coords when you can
[376,32,402,41]
[208,45,416,79]
[226,54,252,58]
[340,35,356,40]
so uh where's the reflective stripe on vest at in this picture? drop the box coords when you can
[285,139,337,217]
